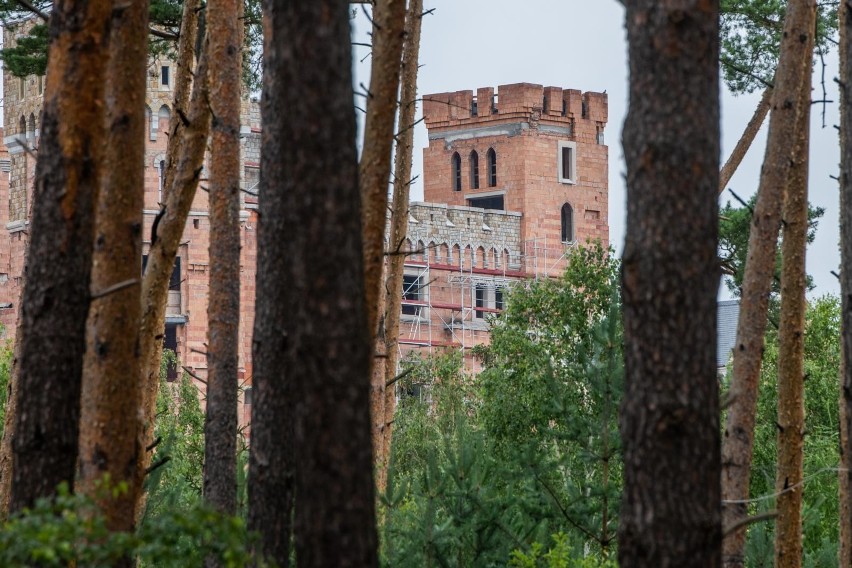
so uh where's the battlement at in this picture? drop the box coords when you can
[423,83,607,130]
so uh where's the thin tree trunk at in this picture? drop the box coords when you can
[720,86,772,194]
[9,0,112,512]
[619,1,720,566]
[774,38,812,568]
[78,0,149,534]
[135,36,211,522]
[720,3,817,566]
[0,329,23,518]
[161,0,201,204]
[247,1,378,566]
[203,0,242,519]
[838,0,852,563]
[379,0,423,492]
[360,0,406,341]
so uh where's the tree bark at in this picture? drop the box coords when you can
[203,0,242,520]
[78,0,149,534]
[135,34,211,522]
[720,3,817,566]
[719,86,772,194]
[774,36,812,568]
[839,0,852,563]
[619,1,720,566]
[247,1,378,566]
[379,0,423,492]
[9,0,112,512]
[360,0,406,340]
[0,329,23,518]
[161,0,201,204]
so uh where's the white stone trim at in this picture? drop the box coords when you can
[557,140,577,185]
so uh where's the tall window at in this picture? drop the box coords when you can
[452,152,462,191]
[161,65,170,86]
[486,148,497,187]
[469,151,480,189]
[402,274,424,316]
[558,141,577,184]
[475,285,487,319]
[561,203,574,243]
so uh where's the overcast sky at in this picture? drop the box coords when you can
[352,1,843,299]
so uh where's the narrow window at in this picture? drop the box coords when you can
[38,75,44,95]
[562,99,567,117]
[18,78,24,99]
[161,65,170,86]
[402,274,423,316]
[471,97,478,116]
[495,288,505,311]
[542,95,548,114]
[469,151,479,189]
[475,285,487,319]
[486,148,497,187]
[158,159,166,202]
[452,152,462,191]
[491,94,498,114]
[164,323,178,381]
[558,141,577,184]
[561,203,574,243]
[244,387,253,406]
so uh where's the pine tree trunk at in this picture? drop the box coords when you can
[719,86,772,194]
[360,0,406,341]
[774,39,812,568]
[9,0,112,512]
[0,329,23,518]
[202,0,242,519]
[619,1,720,566]
[379,0,424,491]
[838,0,852,562]
[720,3,817,566]
[248,1,379,566]
[135,35,211,522]
[77,0,149,534]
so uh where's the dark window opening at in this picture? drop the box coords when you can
[402,274,423,316]
[467,195,504,211]
[486,148,497,187]
[581,99,587,118]
[471,97,478,116]
[561,146,573,181]
[561,203,574,243]
[475,285,486,318]
[164,323,178,381]
[142,255,180,291]
[469,151,479,189]
[562,99,567,116]
[542,95,548,113]
[491,94,498,114]
[244,387,253,406]
[495,288,505,311]
[161,65,170,86]
[452,152,462,191]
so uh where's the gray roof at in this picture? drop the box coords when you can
[717,300,740,369]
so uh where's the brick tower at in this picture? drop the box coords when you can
[422,83,608,254]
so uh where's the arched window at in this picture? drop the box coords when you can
[469,151,479,189]
[561,203,574,243]
[158,105,171,133]
[27,113,36,145]
[486,148,497,187]
[452,152,462,191]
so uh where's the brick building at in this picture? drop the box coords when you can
[0,20,609,382]
[397,83,609,369]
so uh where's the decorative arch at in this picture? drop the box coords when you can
[417,239,426,262]
[18,115,25,138]
[157,104,171,133]
[469,150,479,189]
[145,105,155,141]
[486,148,497,187]
[561,203,574,243]
[452,244,461,266]
[491,248,500,268]
[428,241,437,264]
[451,152,462,191]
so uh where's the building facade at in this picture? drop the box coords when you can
[0,22,610,382]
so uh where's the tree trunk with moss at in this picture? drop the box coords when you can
[248,1,378,565]
[720,3,816,566]
[136,31,210,523]
[619,1,721,565]
[203,0,242,518]
[9,0,112,512]
[77,0,149,535]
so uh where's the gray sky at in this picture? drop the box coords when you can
[352,1,843,299]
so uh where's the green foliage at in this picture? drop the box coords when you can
[509,533,617,568]
[143,353,206,521]
[719,195,824,299]
[0,343,11,438]
[720,0,837,94]
[738,296,841,564]
[0,483,263,567]
[382,245,622,566]
[0,23,48,78]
